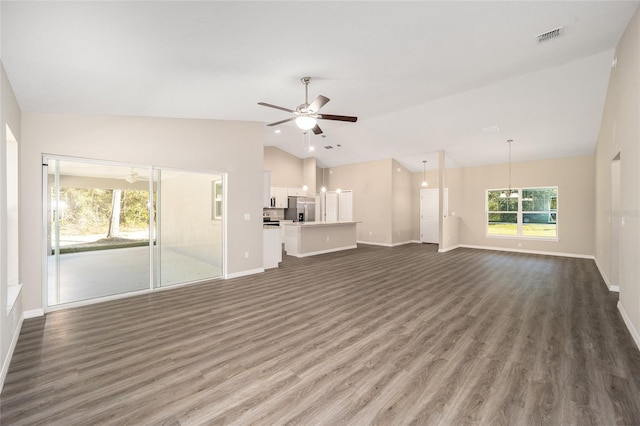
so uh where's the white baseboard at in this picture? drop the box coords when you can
[438,244,461,253]
[290,245,358,258]
[618,301,640,351]
[391,240,419,247]
[358,240,420,247]
[357,240,392,247]
[593,257,619,292]
[225,268,264,279]
[0,314,24,394]
[23,308,45,319]
[458,244,594,260]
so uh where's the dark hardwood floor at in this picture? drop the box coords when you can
[2,244,640,425]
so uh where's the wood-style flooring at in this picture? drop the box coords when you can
[2,244,640,425]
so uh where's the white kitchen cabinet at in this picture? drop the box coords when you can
[287,187,307,197]
[263,171,271,208]
[273,187,288,208]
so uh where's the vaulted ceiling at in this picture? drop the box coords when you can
[2,1,638,171]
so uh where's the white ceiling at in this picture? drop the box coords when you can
[2,1,638,171]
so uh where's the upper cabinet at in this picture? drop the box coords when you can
[273,187,288,208]
[287,188,308,197]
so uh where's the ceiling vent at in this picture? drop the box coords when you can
[536,26,564,43]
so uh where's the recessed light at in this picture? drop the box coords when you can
[309,146,315,152]
[274,129,281,134]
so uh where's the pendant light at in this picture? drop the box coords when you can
[421,160,428,187]
[501,139,518,198]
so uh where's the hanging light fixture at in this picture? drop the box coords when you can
[421,160,428,187]
[501,139,518,198]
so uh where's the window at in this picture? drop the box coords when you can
[487,187,558,239]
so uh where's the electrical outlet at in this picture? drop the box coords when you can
[244,213,251,220]
[244,251,249,259]
[326,236,330,242]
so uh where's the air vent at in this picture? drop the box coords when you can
[324,145,334,149]
[536,26,564,43]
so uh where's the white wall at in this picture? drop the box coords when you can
[391,160,413,244]
[0,62,23,392]
[595,6,640,348]
[455,155,595,257]
[20,112,264,313]
[326,159,393,244]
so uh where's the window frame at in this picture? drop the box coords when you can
[485,186,559,241]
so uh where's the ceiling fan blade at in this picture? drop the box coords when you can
[307,95,330,113]
[311,123,323,135]
[266,117,295,127]
[318,114,358,123]
[258,102,294,113]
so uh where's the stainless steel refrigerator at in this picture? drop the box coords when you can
[285,196,316,222]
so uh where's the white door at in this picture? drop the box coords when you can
[420,189,439,243]
[325,192,338,222]
[339,190,353,221]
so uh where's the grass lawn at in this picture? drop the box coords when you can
[488,223,557,237]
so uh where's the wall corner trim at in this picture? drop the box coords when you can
[438,245,461,253]
[225,268,264,279]
[618,301,640,351]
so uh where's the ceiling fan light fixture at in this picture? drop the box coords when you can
[295,116,317,130]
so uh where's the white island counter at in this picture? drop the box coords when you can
[282,221,358,258]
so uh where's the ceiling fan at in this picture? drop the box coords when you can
[258,77,358,135]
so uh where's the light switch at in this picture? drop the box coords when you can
[244,213,250,220]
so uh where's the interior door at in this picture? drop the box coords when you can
[420,189,439,244]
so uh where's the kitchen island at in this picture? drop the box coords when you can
[282,221,358,258]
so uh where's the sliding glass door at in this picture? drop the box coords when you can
[46,159,152,305]
[45,157,224,308]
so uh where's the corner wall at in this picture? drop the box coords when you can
[326,159,393,244]
[391,160,412,245]
[595,6,640,348]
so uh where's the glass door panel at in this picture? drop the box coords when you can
[156,169,223,287]
[47,158,151,306]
